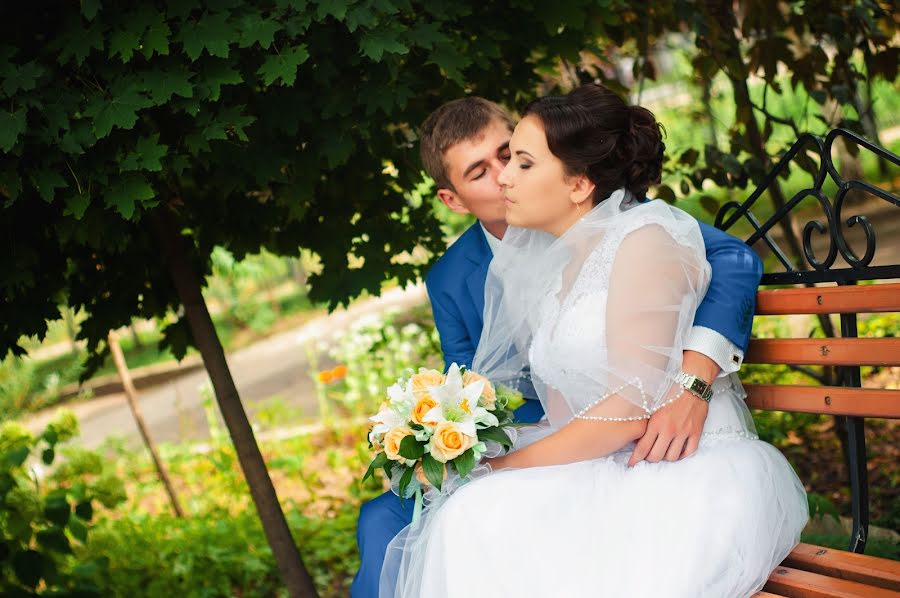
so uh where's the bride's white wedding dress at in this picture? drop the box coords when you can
[381,191,808,598]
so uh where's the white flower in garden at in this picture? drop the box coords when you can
[401,323,421,336]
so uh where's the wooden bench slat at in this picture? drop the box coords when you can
[756,283,900,315]
[754,593,789,597]
[745,338,900,366]
[744,385,900,418]
[764,566,899,597]
[783,543,900,591]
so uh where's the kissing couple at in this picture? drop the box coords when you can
[354,83,809,598]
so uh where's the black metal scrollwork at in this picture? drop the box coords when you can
[714,128,900,283]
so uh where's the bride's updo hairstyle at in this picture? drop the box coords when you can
[522,83,665,204]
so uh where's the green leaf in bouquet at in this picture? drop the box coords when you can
[409,423,424,431]
[398,465,414,499]
[497,384,526,411]
[362,451,388,484]
[452,448,476,479]
[421,453,443,492]
[382,460,396,481]
[398,435,425,460]
[479,427,513,451]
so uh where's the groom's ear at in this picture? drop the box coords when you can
[437,188,471,215]
[569,175,595,205]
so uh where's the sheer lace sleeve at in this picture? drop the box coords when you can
[578,220,709,421]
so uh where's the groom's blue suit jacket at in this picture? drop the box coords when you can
[426,213,762,378]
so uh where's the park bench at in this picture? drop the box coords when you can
[713,129,900,597]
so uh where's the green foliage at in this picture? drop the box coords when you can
[312,307,442,417]
[0,411,126,596]
[0,0,628,377]
[807,492,841,524]
[628,1,898,222]
[75,421,378,597]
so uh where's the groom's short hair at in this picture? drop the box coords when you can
[420,97,514,191]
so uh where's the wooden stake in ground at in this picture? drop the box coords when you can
[108,330,185,518]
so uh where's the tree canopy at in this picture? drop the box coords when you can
[0,0,630,364]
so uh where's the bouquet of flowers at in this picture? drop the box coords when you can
[363,363,523,512]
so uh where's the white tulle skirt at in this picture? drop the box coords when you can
[380,421,808,598]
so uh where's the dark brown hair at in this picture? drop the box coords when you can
[419,97,515,190]
[522,84,665,203]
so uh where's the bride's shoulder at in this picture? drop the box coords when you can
[613,200,701,250]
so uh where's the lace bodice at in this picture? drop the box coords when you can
[528,236,614,403]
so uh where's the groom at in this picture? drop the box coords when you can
[351,97,763,597]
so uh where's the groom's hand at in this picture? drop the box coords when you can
[627,351,719,467]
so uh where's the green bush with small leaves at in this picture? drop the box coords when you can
[0,411,126,596]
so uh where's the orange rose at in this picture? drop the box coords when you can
[410,369,444,397]
[411,396,438,426]
[384,426,415,462]
[463,371,496,409]
[430,421,475,463]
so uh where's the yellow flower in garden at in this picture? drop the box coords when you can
[317,370,335,384]
[410,369,444,397]
[430,421,475,463]
[384,426,415,462]
[331,364,348,380]
[463,371,496,409]
[411,396,438,426]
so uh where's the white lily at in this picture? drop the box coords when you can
[422,363,486,438]
[386,378,414,408]
[369,404,406,439]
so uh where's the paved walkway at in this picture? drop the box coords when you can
[23,284,428,450]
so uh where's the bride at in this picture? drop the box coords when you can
[380,84,808,597]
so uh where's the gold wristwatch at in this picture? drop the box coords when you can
[675,372,713,402]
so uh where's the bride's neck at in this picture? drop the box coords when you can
[546,208,587,238]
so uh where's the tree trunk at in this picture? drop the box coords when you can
[700,75,719,149]
[707,0,804,266]
[152,209,318,598]
[108,330,185,518]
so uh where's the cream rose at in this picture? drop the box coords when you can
[411,396,438,426]
[410,369,444,397]
[383,426,415,462]
[463,371,496,409]
[429,421,475,463]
